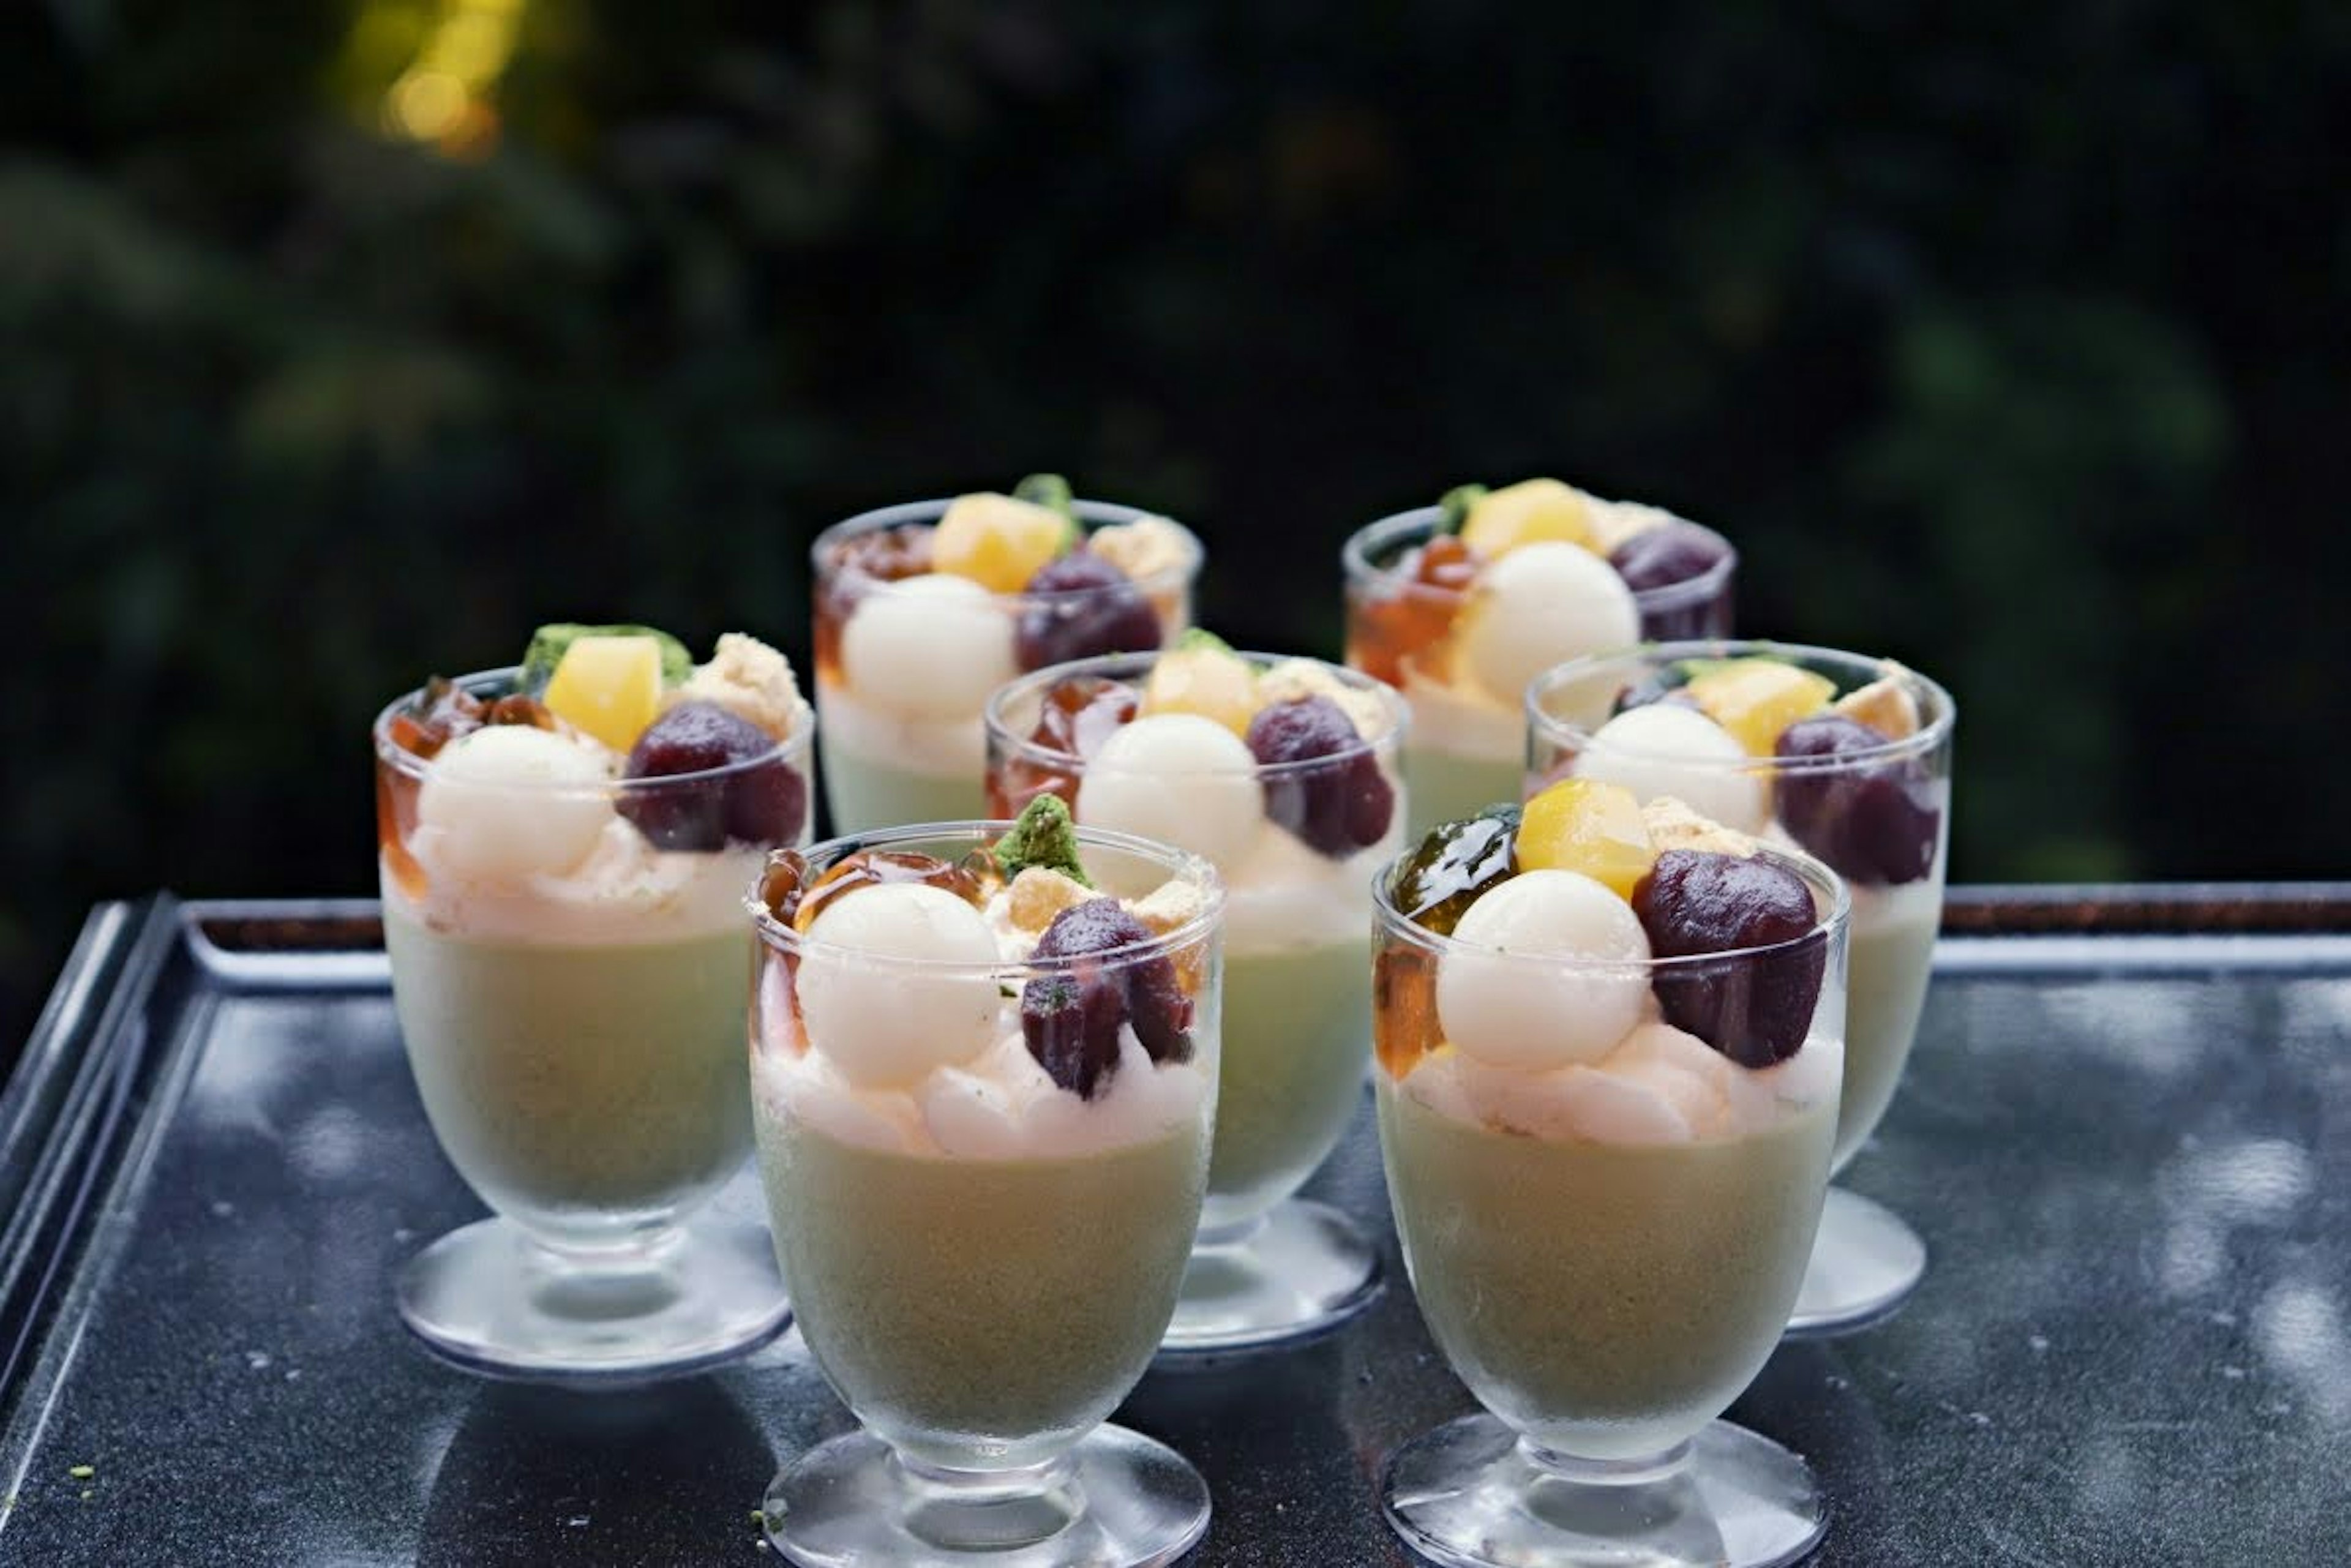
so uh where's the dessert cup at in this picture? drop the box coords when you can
[985,648,1406,1351]
[813,496,1202,834]
[1345,502,1736,836]
[1373,831,1848,1568]
[749,820,1224,1567]
[375,662,813,1380]
[1527,640,1955,1335]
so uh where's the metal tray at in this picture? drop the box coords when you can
[0,896,2345,1564]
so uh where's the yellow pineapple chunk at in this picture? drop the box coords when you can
[1460,478,1597,557]
[543,635,664,752]
[1141,633,1259,737]
[1683,658,1835,757]
[932,492,1074,593]
[1516,778,1655,900]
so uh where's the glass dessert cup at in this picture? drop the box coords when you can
[1344,505,1738,836]
[812,497,1203,835]
[375,667,814,1382]
[1372,841,1850,1568]
[749,822,1224,1568]
[1526,640,1956,1336]
[984,649,1408,1352]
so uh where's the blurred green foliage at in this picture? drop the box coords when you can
[4,1,2349,1045]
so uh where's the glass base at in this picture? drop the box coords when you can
[397,1213,790,1384]
[762,1424,1209,1568]
[1382,1414,1826,1568]
[1785,1187,1927,1338]
[1157,1198,1381,1354]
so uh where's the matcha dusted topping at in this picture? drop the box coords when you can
[1012,471,1078,522]
[1436,482,1488,535]
[519,622,692,689]
[1173,626,1234,657]
[992,795,1093,887]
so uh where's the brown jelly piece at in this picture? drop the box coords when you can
[792,849,985,934]
[1349,535,1482,686]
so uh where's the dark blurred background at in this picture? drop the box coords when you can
[5,1,2348,1050]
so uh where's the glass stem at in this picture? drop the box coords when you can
[892,1450,1086,1551]
[1518,1436,1695,1488]
[519,1221,686,1275]
[1194,1211,1270,1250]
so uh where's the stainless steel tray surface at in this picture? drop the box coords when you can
[0,896,2344,1564]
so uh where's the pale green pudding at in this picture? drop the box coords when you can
[756,1106,1207,1470]
[1379,1081,1834,1460]
[1401,745,1521,839]
[1393,668,1525,835]
[384,899,754,1245]
[815,713,986,836]
[1834,878,1943,1168]
[1204,936,1371,1229]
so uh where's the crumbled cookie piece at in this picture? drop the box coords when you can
[1126,877,1212,990]
[1830,668,1922,740]
[1254,658,1394,741]
[668,634,806,740]
[1641,796,1760,858]
[1007,867,1093,934]
[1087,517,1192,582]
[1586,497,1676,555]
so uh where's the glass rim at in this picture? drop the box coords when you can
[1372,836,1850,974]
[1524,639,1957,773]
[372,666,814,792]
[983,649,1409,778]
[749,819,1226,976]
[1341,505,1739,612]
[812,497,1204,606]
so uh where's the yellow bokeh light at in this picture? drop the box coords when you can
[366,0,527,153]
[388,70,471,141]
[429,11,519,83]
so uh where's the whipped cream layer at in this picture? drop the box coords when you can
[817,677,988,779]
[1400,655,1520,762]
[1849,868,1943,938]
[391,819,763,946]
[756,886,1210,1161]
[1218,777,1404,954]
[1398,995,1842,1149]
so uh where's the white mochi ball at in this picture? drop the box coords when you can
[1457,542,1640,707]
[1078,713,1264,868]
[797,882,1004,1089]
[1436,870,1652,1070]
[1577,705,1769,834]
[840,574,1018,719]
[417,725,613,881]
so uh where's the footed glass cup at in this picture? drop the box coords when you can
[812,498,1202,835]
[986,651,1407,1352]
[750,823,1224,1568]
[1344,505,1738,836]
[1527,640,1956,1335]
[1373,842,1848,1568]
[375,669,813,1381]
